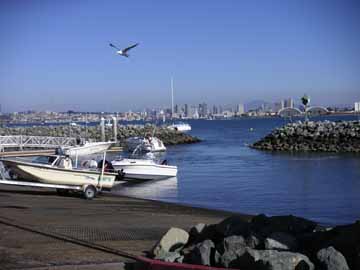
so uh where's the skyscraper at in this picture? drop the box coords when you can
[284,98,294,108]
[355,102,360,112]
[212,105,218,115]
[184,104,189,118]
[236,103,244,114]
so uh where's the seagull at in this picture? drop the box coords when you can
[109,43,139,57]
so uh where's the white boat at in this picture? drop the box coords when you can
[168,122,192,132]
[105,119,113,127]
[111,158,177,180]
[61,141,113,157]
[125,137,166,153]
[1,155,119,191]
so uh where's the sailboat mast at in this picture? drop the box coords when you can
[171,76,174,119]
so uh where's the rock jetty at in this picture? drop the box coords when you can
[150,214,357,269]
[0,124,201,146]
[252,120,360,152]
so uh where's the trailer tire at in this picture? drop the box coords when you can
[83,185,97,200]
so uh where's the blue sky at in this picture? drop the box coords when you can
[0,0,359,112]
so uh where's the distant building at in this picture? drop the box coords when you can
[218,105,223,114]
[355,102,360,112]
[284,98,294,108]
[191,106,199,119]
[236,103,244,114]
[274,101,284,113]
[184,104,189,117]
[212,105,218,115]
[198,102,208,118]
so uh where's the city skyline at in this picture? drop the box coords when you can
[1,0,359,113]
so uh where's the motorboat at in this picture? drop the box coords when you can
[1,155,119,191]
[167,122,191,132]
[125,136,166,153]
[60,141,114,157]
[111,158,177,180]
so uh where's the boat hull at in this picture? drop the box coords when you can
[64,142,113,157]
[2,159,117,189]
[112,160,177,180]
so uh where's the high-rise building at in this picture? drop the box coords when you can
[274,101,284,113]
[198,102,208,118]
[355,102,360,112]
[218,105,223,114]
[184,104,189,117]
[284,98,294,108]
[174,104,179,114]
[212,105,218,115]
[236,104,244,114]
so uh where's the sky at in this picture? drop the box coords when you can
[0,0,359,112]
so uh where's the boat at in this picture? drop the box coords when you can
[125,136,166,153]
[60,141,114,157]
[1,155,120,191]
[167,122,192,132]
[105,119,113,127]
[111,158,177,180]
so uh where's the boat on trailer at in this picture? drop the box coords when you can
[1,155,121,199]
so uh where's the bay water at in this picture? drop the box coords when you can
[114,115,360,225]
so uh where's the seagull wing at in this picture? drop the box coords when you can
[122,43,139,53]
[109,43,120,50]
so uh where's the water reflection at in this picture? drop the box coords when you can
[113,177,178,201]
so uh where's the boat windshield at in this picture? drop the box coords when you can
[32,156,58,165]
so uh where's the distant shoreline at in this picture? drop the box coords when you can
[2,111,359,126]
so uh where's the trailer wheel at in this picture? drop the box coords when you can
[83,185,97,200]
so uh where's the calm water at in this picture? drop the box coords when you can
[114,115,360,225]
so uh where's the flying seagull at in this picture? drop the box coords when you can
[109,43,139,57]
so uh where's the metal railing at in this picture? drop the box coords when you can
[0,135,78,150]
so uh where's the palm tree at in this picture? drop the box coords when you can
[301,94,310,121]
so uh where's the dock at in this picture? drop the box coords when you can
[0,146,123,157]
[0,185,246,269]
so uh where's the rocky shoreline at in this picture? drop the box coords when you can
[151,214,357,269]
[0,124,201,146]
[252,120,360,152]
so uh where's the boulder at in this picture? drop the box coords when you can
[189,223,207,239]
[248,249,314,270]
[251,214,317,237]
[190,239,215,266]
[216,215,251,237]
[299,221,360,269]
[264,232,298,251]
[217,235,246,255]
[246,234,262,249]
[317,246,349,270]
[219,246,248,268]
[152,227,189,257]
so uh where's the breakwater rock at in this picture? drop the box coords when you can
[252,120,360,152]
[0,125,201,146]
[150,214,357,269]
